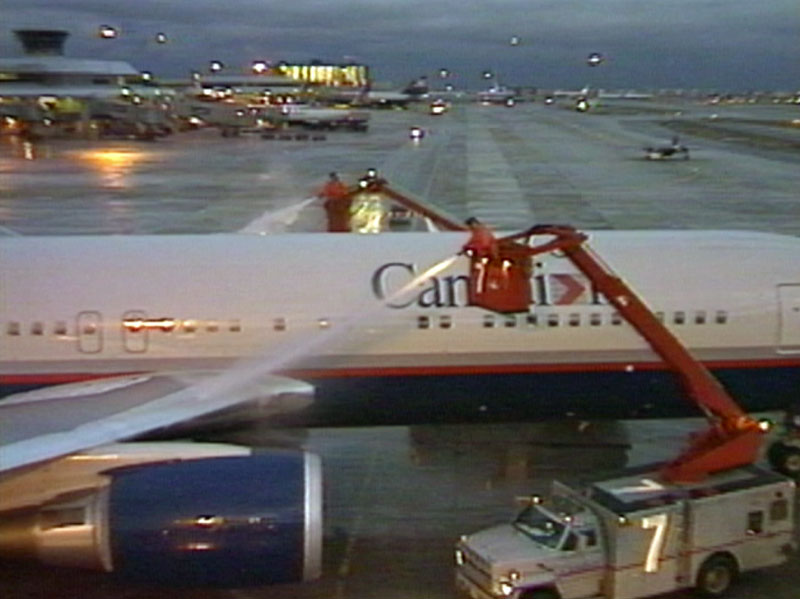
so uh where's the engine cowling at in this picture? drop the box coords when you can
[0,449,322,587]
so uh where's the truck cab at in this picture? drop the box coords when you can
[456,465,795,599]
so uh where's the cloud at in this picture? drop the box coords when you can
[1,0,797,89]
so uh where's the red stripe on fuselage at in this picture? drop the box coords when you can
[3,357,800,387]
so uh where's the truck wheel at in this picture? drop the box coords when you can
[768,443,800,478]
[695,554,737,597]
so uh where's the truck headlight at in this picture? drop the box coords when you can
[499,581,515,596]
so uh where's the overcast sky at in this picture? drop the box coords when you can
[2,0,798,91]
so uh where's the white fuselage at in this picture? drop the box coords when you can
[2,230,799,422]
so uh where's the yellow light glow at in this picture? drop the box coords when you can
[77,148,149,189]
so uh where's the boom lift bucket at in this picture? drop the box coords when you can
[466,241,534,313]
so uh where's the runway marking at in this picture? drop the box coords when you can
[335,436,384,598]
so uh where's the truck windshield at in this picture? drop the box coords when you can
[513,505,566,549]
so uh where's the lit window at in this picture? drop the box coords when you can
[182,320,197,333]
[440,315,452,329]
[417,315,430,329]
[695,311,706,325]
[674,311,685,325]
[7,321,20,336]
[273,318,286,332]
[483,315,495,328]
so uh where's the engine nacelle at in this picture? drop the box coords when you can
[0,449,322,587]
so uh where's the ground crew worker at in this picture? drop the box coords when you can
[319,172,352,232]
[462,217,498,259]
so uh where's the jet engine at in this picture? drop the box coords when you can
[0,446,322,587]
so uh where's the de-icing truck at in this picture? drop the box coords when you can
[445,221,798,599]
[455,464,795,599]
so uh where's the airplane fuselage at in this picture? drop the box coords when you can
[2,230,800,425]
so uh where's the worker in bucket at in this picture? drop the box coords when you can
[319,172,352,232]
[462,217,499,259]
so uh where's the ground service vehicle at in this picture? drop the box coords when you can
[455,465,795,599]
[445,222,796,598]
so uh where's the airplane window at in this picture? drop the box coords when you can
[54,321,68,336]
[182,320,197,333]
[206,320,219,333]
[589,313,602,326]
[568,313,580,327]
[483,315,496,328]
[655,311,664,323]
[273,318,286,332]
[229,319,242,332]
[7,321,20,336]
[31,321,44,336]
[440,315,452,329]
[715,310,728,325]
[526,314,538,327]
[505,315,517,328]
[611,312,622,326]
[418,315,430,329]
[318,318,331,329]
[674,311,686,325]
[547,314,559,327]
[695,310,707,325]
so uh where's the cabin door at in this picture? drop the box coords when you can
[76,311,103,354]
[778,285,800,352]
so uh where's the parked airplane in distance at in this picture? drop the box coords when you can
[1,228,799,585]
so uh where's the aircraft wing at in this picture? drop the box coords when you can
[0,371,313,473]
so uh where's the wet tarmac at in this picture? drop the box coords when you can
[1,98,799,598]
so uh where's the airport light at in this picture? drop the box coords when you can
[439,68,450,79]
[98,25,118,39]
[155,32,168,44]
[209,60,224,73]
[141,71,152,82]
[509,35,520,46]
[483,70,493,79]
[252,60,269,74]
